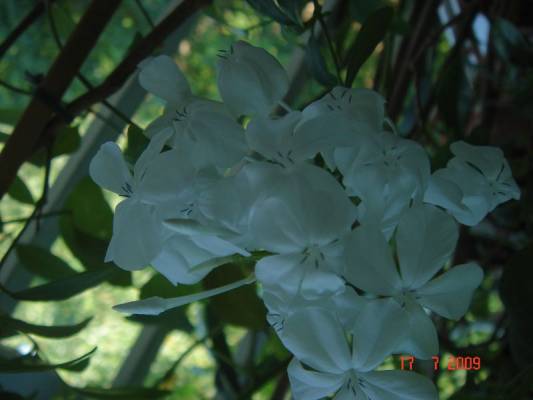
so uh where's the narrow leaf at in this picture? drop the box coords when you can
[68,386,170,399]
[345,6,394,87]
[0,347,96,373]
[114,274,256,315]
[16,244,76,280]
[305,35,337,87]
[7,176,34,205]
[246,0,295,25]
[7,268,114,301]
[0,315,92,338]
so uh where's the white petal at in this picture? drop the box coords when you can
[416,262,484,320]
[246,111,302,163]
[450,140,504,179]
[106,200,163,269]
[396,204,459,289]
[113,273,255,315]
[287,359,346,400]
[396,300,439,359]
[138,55,191,105]
[172,100,248,168]
[134,128,173,178]
[282,307,352,374]
[89,142,132,195]
[360,370,438,400]
[216,41,288,116]
[343,225,402,296]
[351,298,408,372]
[255,253,304,296]
[300,267,346,300]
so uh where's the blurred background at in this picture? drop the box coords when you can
[0,0,532,399]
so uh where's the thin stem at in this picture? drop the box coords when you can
[0,79,32,96]
[135,0,155,29]
[312,0,342,84]
[1,210,68,226]
[46,2,142,131]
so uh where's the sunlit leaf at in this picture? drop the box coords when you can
[66,177,113,240]
[124,124,149,162]
[7,176,34,205]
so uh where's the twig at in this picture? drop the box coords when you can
[0,0,123,201]
[155,331,213,388]
[0,0,56,59]
[0,79,32,96]
[135,0,155,29]
[56,0,211,127]
[1,210,68,226]
[46,2,142,131]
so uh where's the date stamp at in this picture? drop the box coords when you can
[400,355,481,371]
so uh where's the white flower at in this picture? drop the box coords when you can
[338,131,430,237]
[138,55,247,169]
[90,131,247,282]
[424,141,520,225]
[251,165,356,300]
[299,86,387,170]
[246,111,354,169]
[216,41,289,116]
[89,130,173,269]
[283,307,437,400]
[344,204,484,358]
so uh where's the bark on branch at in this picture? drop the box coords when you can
[0,0,211,201]
[0,0,122,200]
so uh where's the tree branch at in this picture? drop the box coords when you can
[53,0,211,127]
[0,0,122,200]
[0,0,56,59]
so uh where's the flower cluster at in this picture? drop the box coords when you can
[90,41,520,399]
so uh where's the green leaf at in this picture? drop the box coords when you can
[493,18,533,64]
[140,274,200,299]
[246,0,296,26]
[59,214,132,287]
[7,176,34,205]
[52,126,81,156]
[67,177,113,240]
[16,244,76,280]
[305,35,337,87]
[0,315,92,338]
[124,124,149,163]
[345,6,393,87]
[204,264,267,330]
[0,347,96,373]
[0,131,9,142]
[68,386,170,399]
[0,108,23,126]
[7,268,115,301]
